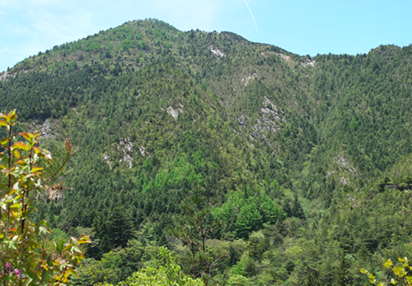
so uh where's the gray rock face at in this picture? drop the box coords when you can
[334,155,357,174]
[208,45,225,57]
[103,138,135,169]
[241,73,258,86]
[238,97,284,146]
[167,104,184,120]
[41,119,56,139]
[238,114,249,128]
[301,58,316,67]
[118,137,133,169]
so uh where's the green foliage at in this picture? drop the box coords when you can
[349,117,357,131]
[117,246,204,286]
[333,254,353,286]
[73,239,153,285]
[170,189,224,284]
[235,201,262,239]
[247,231,269,262]
[0,110,90,285]
[361,256,412,285]
[227,274,249,286]
[1,19,412,285]
[106,207,136,248]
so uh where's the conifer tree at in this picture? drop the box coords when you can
[235,202,262,239]
[305,273,318,286]
[170,188,224,285]
[282,198,292,217]
[107,206,135,248]
[334,254,352,286]
[292,194,305,220]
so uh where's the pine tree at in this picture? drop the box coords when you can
[282,199,292,217]
[235,202,262,239]
[107,206,135,248]
[170,188,223,285]
[229,245,240,266]
[333,254,352,286]
[234,212,252,239]
[305,273,318,286]
[292,195,305,220]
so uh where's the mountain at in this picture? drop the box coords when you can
[1,19,412,285]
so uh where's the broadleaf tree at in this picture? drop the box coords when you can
[0,110,90,285]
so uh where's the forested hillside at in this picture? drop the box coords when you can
[1,18,412,285]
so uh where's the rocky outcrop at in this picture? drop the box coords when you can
[167,103,184,120]
[103,138,134,169]
[301,58,316,67]
[208,45,225,57]
[238,97,284,144]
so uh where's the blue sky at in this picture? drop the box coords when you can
[1,0,411,72]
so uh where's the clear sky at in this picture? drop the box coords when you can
[1,0,411,72]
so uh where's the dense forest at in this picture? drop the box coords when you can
[1,18,412,285]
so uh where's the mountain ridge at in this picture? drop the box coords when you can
[1,18,412,285]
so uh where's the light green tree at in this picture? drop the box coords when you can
[235,201,262,239]
[361,257,412,286]
[98,247,204,286]
[227,274,249,286]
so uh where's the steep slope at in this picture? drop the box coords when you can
[1,19,412,285]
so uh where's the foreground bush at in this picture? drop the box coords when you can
[362,257,412,285]
[0,110,90,285]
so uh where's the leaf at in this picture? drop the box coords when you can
[0,120,7,127]
[39,226,49,235]
[14,159,27,166]
[13,149,21,159]
[19,132,33,141]
[7,110,16,122]
[38,220,51,227]
[8,239,17,249]
[12,141,29,152]
[78,236,92,244]
[31,167,44,173]
[384,259,393,269]
[66,268,77,276]
[10,203,21,209]
[393,265,406,277]
[8,189,17,196]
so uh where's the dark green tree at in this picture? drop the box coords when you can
[292,195,305,220]
[305,273,318,286]
[107,206,135,248]
[333,254,353,286]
